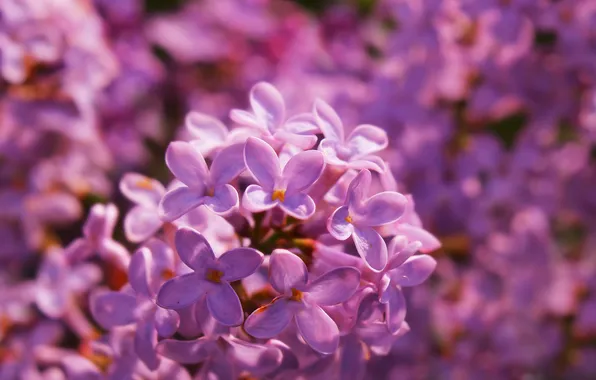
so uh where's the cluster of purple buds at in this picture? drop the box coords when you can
[51,82,438,378]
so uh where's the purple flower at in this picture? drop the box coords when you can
[93,326,191,380]
[376,236,436,333]
[230,82,319,150]
[244,249,360,354]
[158,141,245,222]
[157,334,285,379]
[156,227,263,326]
[381,194,441,253]
[242,136,325,220]
[90,240,180,370]
[185,111,256,157]
[327,169,408,271]
[36,247,101,321]
[120,173,165,243]
[66,203,130,270]
[314,99,388,173]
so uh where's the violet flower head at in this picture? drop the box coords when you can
[230,82,320,149]
[90,240,180,370]
[242,136,325,220]
[120,173,165,243]
[158,141,245,222]
[376,236,437,333]
[185,111,255,157]
[314,99,389,173]
[328,169,408,271]
[156,227,264,326]
[66,203,130,270]
[36,247,101,320]
[244,249,361,354]
[157,335,286,379]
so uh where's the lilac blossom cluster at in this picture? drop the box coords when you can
[0,82,437,378]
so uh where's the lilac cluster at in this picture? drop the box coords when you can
[0,82,437,378]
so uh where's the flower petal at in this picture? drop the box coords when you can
[209,143,246,186]
[269,250,308,294]
[128,247,151,297]
[313,99,344,142]
[157,337,216,364]
[390,255,437,287]
[244,137,280,190]
[307,267,361,306]
[219,248,264,282]
[244,298,293,339]
[295,303,340,354]
[203,184,238,215]
[156,274,207,310]
[279,193,316,220]
[394,224,441,253]
[90,291,136,329]
[346,169,371,208]
[135,320,159,370]
[383,285,406,334]
[119,173,165,206]
[155,307,180,338]
[242,184,277,213]
[165,141,209,189]
[327,206,354,241]
[226,336,283,376]
[273,130,317,150]
[174,227,216,271]
[347,124,388,157]
[282,150,325,195]
[124,206,162,243]
[206,282,244,326]
[348,156,386,173]
[230,109,261,129]
[387,240,422,272]
[355,191,408,227]
[158,187,205,222]
[352,227,388,272]
[249,82,285,133]
[185,112,228,156]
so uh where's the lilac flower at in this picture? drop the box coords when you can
[157,335,286,379]
[327,169,408,271]
[156,227,263,326]
[158,141,245,222]
[66,203,130,270]
[230,82,319,149]
[244,249,360,354]
[36,247,101,328]
[93,326,191,380]
[90,240,180,370]
[242,136,325,219]
[381,194,442,253]
[120,173,165,243]
[185,111,255,157]
[374,236,437,333]
[314,99,388,173]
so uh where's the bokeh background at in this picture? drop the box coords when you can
[1,0,596,378]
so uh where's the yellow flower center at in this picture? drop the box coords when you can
[136,178,154,190]
[290,288,303,302]
[345,215,353,224]
[206,268,224,283]
[271,189,286,202]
